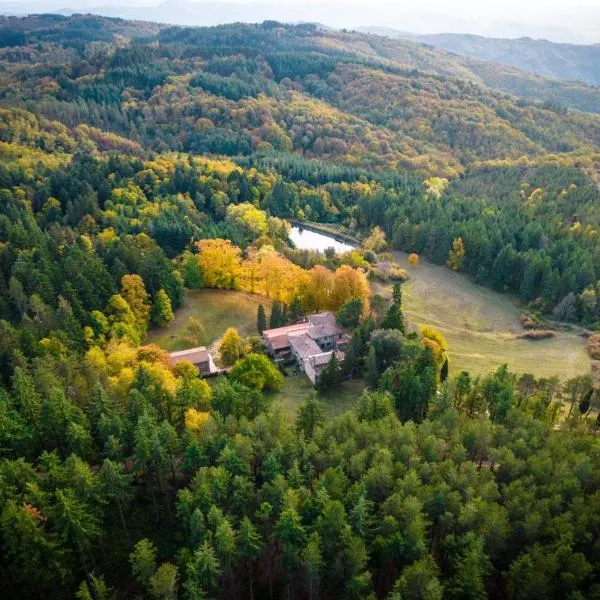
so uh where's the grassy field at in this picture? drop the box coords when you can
[271,376,365,420]
[148,248,590,383]
[147,289,271,352]
[373,252,590,380]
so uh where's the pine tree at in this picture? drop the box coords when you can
[238,517,263,600]
[365,346,379,389]
[257,304,266,334]
[303,532,323,600]
[381,283,405,332]
[76,574,116,600]
[100,459,133,543]
[579,388,594,415]
[316,353,343,392]
[130,538,157,588]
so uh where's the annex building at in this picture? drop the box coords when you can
[262,312,346,384]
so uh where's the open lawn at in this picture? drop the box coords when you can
[147,289,270,352]
[271,376,366,420]
[373,252,590,380]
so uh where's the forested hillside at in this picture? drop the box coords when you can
[0,14,599,600]
[386,32,600,87]
[358,27,600,114]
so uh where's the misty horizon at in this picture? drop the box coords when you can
[1,0,600,44]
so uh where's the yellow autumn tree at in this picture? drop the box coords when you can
[254,246,308,303]
[106,294,141,345]
[363,226,387,252]
[219,327,244,366]
[185,408,212,439]
[238,249,263,294]
[303,265,335,312]
[447,237,465,271]
[420,325,449,368]
[225,203,269,240]
[196,239,242,289]
[120,274,151,335]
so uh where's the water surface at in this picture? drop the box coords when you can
[289,225,355,254]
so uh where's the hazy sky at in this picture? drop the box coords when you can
[2,0,600,43]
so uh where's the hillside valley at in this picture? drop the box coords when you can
[0,14,599,600]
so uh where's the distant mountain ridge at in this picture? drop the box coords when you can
[1,0,599,43]
[359,27,600,87]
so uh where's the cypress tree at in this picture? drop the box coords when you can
[441,359,449,383]
[270,301,282,328]
[380,283,405,333]
[257,304,266,334]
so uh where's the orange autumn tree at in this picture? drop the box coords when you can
[193,238,369,315]
[331,265,370,312]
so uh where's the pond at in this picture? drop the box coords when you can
[288,225,355,253]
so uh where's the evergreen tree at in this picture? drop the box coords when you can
[441,359,449,383]
[296,395,325,439]
[130,538,157,588]
[289,296,302,321]
[381,284,405,333]
[336,298,363,328]
[270,301,282,328]
[365,346,379,389]
[316,352,343,393]
[256,304,267,334]
[238,517,263,600]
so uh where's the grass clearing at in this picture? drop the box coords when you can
[271,376,365,421]
[373,252,590,380]
[148,246,590,383]
[147,289,270,352]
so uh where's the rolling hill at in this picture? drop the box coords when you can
[358,26,600,113]
[2,15,600,327]
[382,30,600,86]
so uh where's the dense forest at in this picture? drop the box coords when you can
[0,14,599,600]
